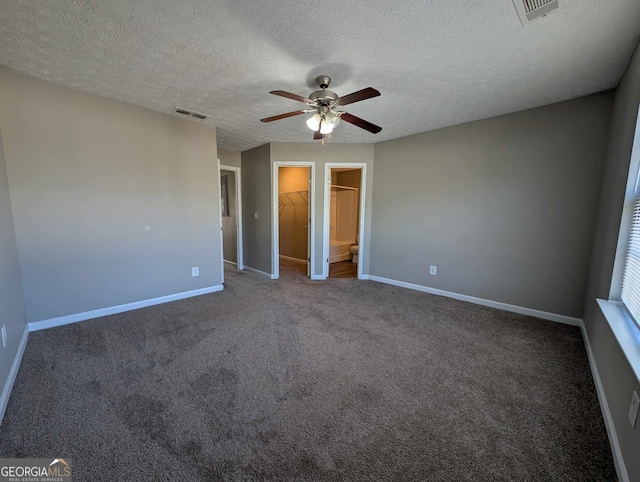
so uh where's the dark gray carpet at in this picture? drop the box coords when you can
[0,265,615,481]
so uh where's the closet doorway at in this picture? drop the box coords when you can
[323,163,367,280]
[272,162,316,279]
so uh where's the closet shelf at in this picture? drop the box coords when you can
[331,184,359,191]
[278,190,309,204]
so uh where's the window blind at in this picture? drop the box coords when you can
[621,198,640,326]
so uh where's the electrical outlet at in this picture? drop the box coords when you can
[404,263,411,270]
[430,265,437,275]
[630,391,639,428]
[254,212,259,219]
[192,267,199,277]
[1,325,6,348]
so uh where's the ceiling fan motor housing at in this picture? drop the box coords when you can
[309,89,338,106]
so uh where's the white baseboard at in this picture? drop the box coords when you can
[28,285,224,332]
[244,266,276,279]
[223,260,237,265]
[0,324,29,425]
[279,255,307,265]
[580,322,629,482]
[359,274,370,280]
[367,275,582,326]
[310,274,325,280]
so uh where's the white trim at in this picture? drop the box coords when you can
[279,255,307,265]
[272,162,316,280]
[359,274,370,280]
[323,163,368,280]
[610,104,640,301]
[580,318,629,482]
[367,275,582,326]
[243,265,276,279]
[0,324,29,425]
[220,164,244,270]
[310,274,326,280]
[596,299,640,384]
[28,285,224,331]
[223,260,237,266]
[217,159,225,284]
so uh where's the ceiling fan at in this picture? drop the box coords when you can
[260,75,382,143]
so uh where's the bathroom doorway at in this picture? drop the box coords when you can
[324,165,365,279]
[219,163,243,274]
[272,162,315,279]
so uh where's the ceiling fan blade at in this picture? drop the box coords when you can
[340,112,382,134]
[270,90,312,104]
[260,110,307,123]
[336,87,380,106]
[314,130,322,140]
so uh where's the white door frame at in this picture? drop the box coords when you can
[272,161,316,280]
[219,163,244,271]
[323,163,367,280]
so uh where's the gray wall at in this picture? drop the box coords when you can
[270,142,375,277]
[583,43,640,480]
[218,147,241,168]
[221,170,237,263]
[0,70,222,323]
[241,144,272,274]
[371,93,614,318]
[0,128,27,418]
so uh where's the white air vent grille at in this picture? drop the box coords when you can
[512,0,559,25]
[172,107,210,120]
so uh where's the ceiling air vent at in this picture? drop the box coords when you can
[172,107,210,120]
[512,0,559,25]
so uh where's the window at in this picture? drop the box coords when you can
[621,197,640,328]
[619,105,640,329]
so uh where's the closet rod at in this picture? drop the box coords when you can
[279,190,309,195]
[331,184,359,191]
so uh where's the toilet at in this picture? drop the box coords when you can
[350,244,359,264]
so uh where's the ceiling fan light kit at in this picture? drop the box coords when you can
[306,113,322,131]
[261,75,382,143]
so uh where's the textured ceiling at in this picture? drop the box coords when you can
[0,0,639,151]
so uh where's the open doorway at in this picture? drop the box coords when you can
[272,162,315,279]
[219,163,243,274]
[323,163,367,279]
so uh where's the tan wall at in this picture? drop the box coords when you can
[279,167,309,193]
[336,169,361,189]
[582,41,640,481]
[371,92,613,318]
[0,70,222,323]
[336,169,362,239]
[218,147,241,168]
[0,127,27,421]
[278,167,309,261]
